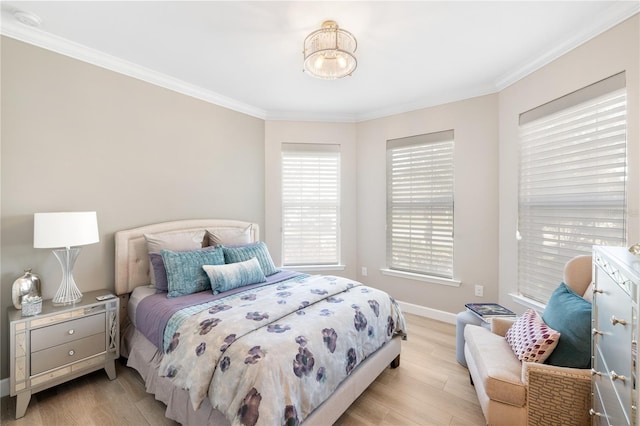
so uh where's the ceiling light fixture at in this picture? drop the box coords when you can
[303,20,357,80]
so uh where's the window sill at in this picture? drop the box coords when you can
[509,293,546,312]
[380,269,461,287]
[281,264,346,272]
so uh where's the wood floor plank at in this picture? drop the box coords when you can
[135,395,180,426]
[0,313,485,426]
[338,393,390,425]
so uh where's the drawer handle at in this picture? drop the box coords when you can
[611,371,627,382]
[593,288,603,294]
[68,329,75,335]
[591,369,602,376]
[611,316,627,326]
[589,408,603,417]
[592,328,604,336]
[68,350,75,356]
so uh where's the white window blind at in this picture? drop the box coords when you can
[282,143,340,266]
[387,130,454,278]
[518,72,627,303]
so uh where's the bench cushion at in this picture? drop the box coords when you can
[464,324,526,407]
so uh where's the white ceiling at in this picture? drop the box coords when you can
[1,1,638,122]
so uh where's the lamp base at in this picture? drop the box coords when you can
[51,247,83,306]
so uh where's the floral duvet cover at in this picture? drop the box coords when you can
[158,274,407,426]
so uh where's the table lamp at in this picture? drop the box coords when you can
[33,212,99,305]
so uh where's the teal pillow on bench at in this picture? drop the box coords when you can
[542,282,592,368]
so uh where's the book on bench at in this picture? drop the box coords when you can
[465,303,516,322]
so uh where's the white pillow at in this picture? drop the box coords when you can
[206,225,253,247]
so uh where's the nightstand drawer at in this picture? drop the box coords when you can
[31,332,105,375]
[31,313,105,352]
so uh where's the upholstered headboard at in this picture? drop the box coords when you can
[114,219,259,295]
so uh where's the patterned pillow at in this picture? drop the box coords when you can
[222,242,279,276]
[203,257,267,294]
[161,247,224,298]
[505,309,561,363]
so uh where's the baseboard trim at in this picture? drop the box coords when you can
[1,377,8,398]
[397,300,457,324]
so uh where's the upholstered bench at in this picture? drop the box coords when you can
[463,256,593,426]
[455,309,490,367]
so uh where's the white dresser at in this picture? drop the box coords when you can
[592,246,640,425]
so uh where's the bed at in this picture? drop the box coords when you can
[115,219,406,425]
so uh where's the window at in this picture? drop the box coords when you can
[281,143,340,266]
[518,72,627,303]
[386,130,455,279]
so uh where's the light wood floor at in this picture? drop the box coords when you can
[0,313,485,426]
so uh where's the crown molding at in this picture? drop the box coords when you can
[354,84,498,123]
[265,110,358,123]
[2,3,638,123]
[266,84,498,123]
[0,21,267,120]
[495,3,639,90]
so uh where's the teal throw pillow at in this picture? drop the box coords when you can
[161,247,225,298]
[542,282,592,368]
[222,242,279,276]
[203,257,267,294]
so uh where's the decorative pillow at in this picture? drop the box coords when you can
[150,246,216,293]
[542,282,592,368]
[148,252,168,293]
[222,242,279,276]
[206,225,253,247]
[161,247,224,298]
[144,230,206,287]
[505,309,560,363]
[203,257,266,294]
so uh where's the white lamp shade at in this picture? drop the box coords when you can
[34,212,99,248]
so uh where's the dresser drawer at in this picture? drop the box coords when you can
[594,345,632,425]
[594,270,633,379]
[31,333,105,375]
[594,380,627,426]
[593,382,610,426]
[31,313,105,352]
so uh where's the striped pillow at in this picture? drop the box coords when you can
[161,247,224,298]
[222,242,279,276]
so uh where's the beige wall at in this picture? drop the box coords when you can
[498,14,640,312]
[355,94,500,315]
[1,13,638,384]
[264,121,358,278]
[0,37,266,379]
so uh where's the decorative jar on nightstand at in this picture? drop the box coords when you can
[11,268,41,309]
[8,290,119,419]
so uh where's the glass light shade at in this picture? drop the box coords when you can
[303,20,357,80]
[33,211,99,305]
